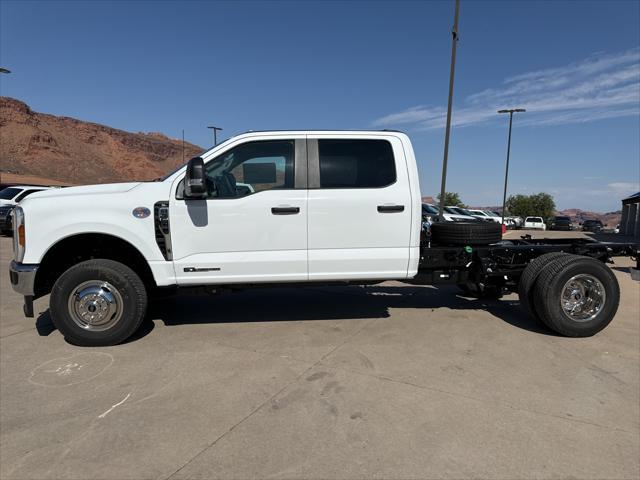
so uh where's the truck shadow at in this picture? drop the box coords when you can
[144,284,556,337]
[35,284,557,342]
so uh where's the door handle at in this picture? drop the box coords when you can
[271,206,300,215]
[377,205,405,213]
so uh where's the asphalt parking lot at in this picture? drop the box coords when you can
[1,233,638,479]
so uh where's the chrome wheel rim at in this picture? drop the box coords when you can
[560,274,606,322]
[67,280,123,331]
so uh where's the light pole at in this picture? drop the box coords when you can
[497,108,526,225]
[438,0,460,220]
[0,68,10,74]
[207,125,223,146]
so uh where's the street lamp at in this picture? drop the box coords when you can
[497,108,526,225]
[207,125,223,146]
[437,0,460,220]
[0,68,11,74]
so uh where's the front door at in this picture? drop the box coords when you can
[169,135,308,285]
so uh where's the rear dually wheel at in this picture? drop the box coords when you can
[532,256,620,337]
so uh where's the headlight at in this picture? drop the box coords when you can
[12,206,25,262]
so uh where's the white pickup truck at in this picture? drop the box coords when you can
[9,130,638,346]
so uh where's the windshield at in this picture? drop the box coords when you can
[526,217,543,222]
[454,208,472,216]
[157,137,233,181]
[469,210,487,216]
[555,216,570,221]
[422,204,439,215]
[0,187,20,200]
[443,207,459,214]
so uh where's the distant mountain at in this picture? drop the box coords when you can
[0,97,203,185]
[556,209,622,228]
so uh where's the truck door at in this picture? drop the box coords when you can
[307,135,413,280]
[169,135,308,285]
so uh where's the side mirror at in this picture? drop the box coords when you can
[184,157,206,198]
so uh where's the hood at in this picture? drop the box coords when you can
[25,182,141,201]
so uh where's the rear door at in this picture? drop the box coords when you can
[307,134,412,280]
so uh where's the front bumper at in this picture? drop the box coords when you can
[9,261,38,318]
[9,261,38,296]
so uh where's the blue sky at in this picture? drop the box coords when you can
[1,0,638,211]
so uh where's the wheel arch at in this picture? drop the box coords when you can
[34,232,157,298]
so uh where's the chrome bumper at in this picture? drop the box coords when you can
[9,260,38,296]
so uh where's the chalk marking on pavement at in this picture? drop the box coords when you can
[98,393,131,418]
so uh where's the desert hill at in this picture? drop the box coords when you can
[0,97,203,185]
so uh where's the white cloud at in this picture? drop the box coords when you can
[373,48,640,130]
[607,181,640,197]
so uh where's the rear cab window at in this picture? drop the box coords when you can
[317,139,396,189]
[0,187,21,201]
[15,189,43,202]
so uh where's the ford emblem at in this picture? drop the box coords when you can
[132,207,151,219]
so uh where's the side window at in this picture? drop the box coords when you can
[15,189,42,202]
[318,139,396,189]
[204,140,295,198]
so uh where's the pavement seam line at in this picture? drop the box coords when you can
[0,327,37,339]
[207,338,315,367]
[163,319,374,479]
[317,361,637,435]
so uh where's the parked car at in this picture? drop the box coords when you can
[549,216,572,231]
[466,209,498,223]
[524,216,546,230]
[8,130,637,346]
[422,204,476,222]
[508,216,523,229]
[0,185,58,235]
[445,206,481,218]
[582,219,604,233]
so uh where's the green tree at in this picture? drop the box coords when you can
[437,192,466,208]
[506,193,556,219]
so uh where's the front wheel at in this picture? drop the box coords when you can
[50,259,148,346]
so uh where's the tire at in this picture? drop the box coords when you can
[50,259,148,346]
[430,221,502,246]
[533,256,620,337]
[518,252,573,318]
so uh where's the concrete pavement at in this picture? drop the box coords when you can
[1,234,638,479]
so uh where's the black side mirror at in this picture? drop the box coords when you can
[184,157,206,198]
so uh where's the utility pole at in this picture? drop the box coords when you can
[182,129,185,163]
[497,108,526,225]
[207,125,223,146]
[438,0,460,220]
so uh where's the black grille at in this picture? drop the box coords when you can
[154,201,171,260]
